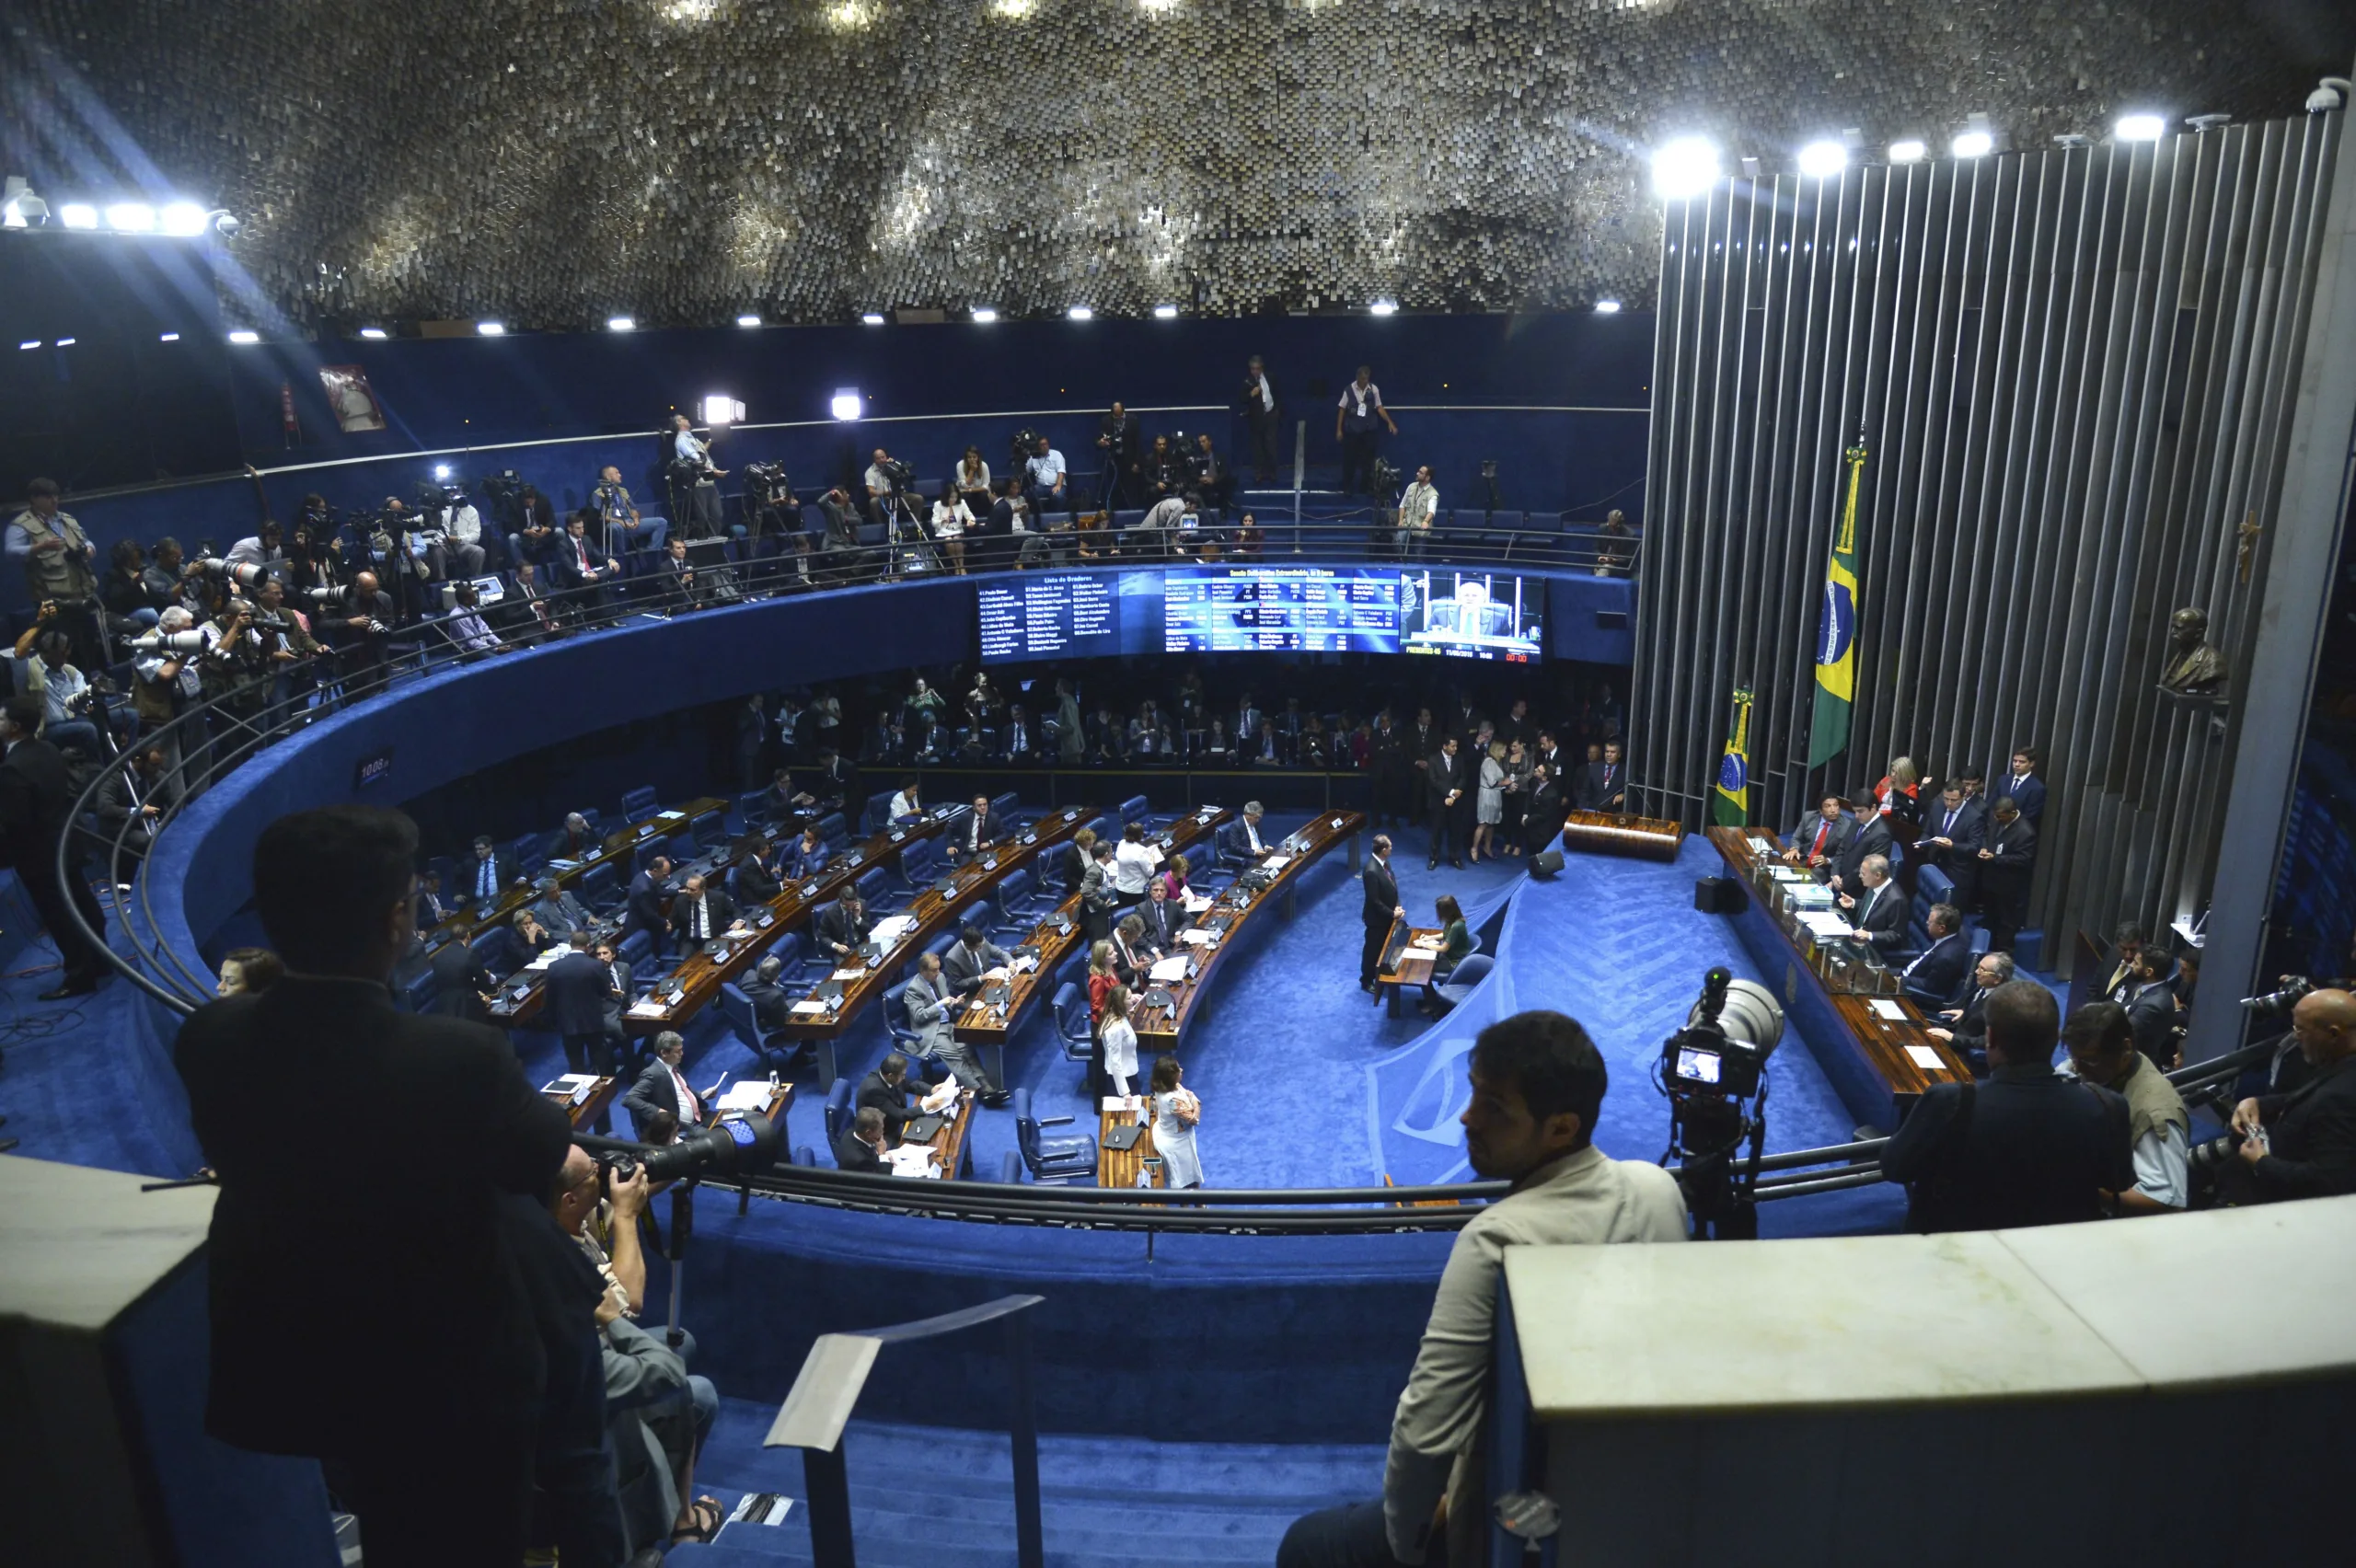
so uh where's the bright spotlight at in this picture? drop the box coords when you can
[860,312,885,325]
[735,313,763,328]
[1152,304,1179,318]
[59,203,98,230]
[1651,136,1722,199]
[1369,300,1398,316]
[1797,140,1849,179]
[970,307,999,323]
[53,338,75,348]
[830,388,862,421]
[606,315,637,331]
[1888,139,1927,164]
[476,321,506,336]
[1067,305,1093,320]
[227,329,260,344]
[703,395,745,425]
[433,464,454,480]
[1951,129,1994,158]
[2116,113,2166,143]
[106,202,156,233]
[159,202,208,236]
[158,332,180,342]
[17,340,39,352]
[1593,299,1623,314]
[359,327,387,340]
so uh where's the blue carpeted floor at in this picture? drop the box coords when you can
[671,1398,1380,1568]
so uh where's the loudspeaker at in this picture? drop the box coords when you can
[1530,849,1565,878]
[1693,875,1746,914]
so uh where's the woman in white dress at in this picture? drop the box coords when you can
[930,485,973,575]
[1100,984,1139,1098]
[1472,741,1507,862]
[1149,1055,1203,1190]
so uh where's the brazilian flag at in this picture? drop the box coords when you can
[1807,437,1869,767]
[1712,686,1754,826]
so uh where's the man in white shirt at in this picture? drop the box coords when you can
[1023,437,1068,529]
[1396,466,1438,559]
[444,581,504,657]
[225,520,285,573]
[669,415,725,538]
[1334,364,1400,498]
[1279,1010,1686,1568]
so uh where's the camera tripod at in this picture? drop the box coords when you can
[877,488,943,577]
[1664,1082,1769,1239]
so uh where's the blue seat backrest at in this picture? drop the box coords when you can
[817,813,849,847]
[580,862,618,905]
[1053,981,1088,1038]
[1917,864,1956,906]
[469,928,510,971]
[507,834,544,873]
[717,982,756,1041]
[924,928,960,964]
[1082,815,1114,846]
[900,840,938,883]
[1119,795,1150,825]
[996,870,1032,911]
[1448,953,1495,989]
[856,869,890,906]
[825,1078,854,1142]
[883,980,915,1039]
[621,785,660,822]
[401,969,438,1014]
[619,929,653,969]
[865,790,897,833]
[737,790,768,824]
[1012,1088,1040,1160]
[766,930,803,968]
[990,791,1021,823]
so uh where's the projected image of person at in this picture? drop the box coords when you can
[1398,571,1542,659]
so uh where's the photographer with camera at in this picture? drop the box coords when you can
[8,477,105,668]
[670,415,727,538]
[813,486,866,584]
[173,805,576,1565]
[328,571,398,700]
[1097,401,1143,510]
[2219,988,2356,1205]
[15,622,109,761]
[593,464,665,558]
[2061,1002,2189,1215]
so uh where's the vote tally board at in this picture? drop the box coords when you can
[976,567,1545,663]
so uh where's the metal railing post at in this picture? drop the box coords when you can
[802,1444,857,1568]
[1006,1309,1044,1568]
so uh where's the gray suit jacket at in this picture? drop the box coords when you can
[942,937,1011,998]
[903,973,957,1055]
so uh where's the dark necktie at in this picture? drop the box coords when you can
[1944,808,1958,836]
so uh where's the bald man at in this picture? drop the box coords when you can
[2230,988,2356,1203]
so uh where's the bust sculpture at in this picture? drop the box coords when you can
[2158,605,2228,696]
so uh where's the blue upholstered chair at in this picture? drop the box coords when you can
[1013,1089,1096,1184]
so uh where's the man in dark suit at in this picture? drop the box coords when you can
[1576,740,1626,813]
[799,747,858,815]
[1978,798,2038,952]
[2098,921,2150,1004]
[593,937,637,1073]
[622,1030,703,1133]
[1001,706,1038,764]
[834,1105,890,1172]
[780,824,830,881]
[741,953,793,1034]
[1926,951,2014,1074]
[1222,801,1276,867]
[1426,736,1469,870]
[1881,979,2132,1231]
[1368,711,1411,829]
[549,513,621,611]
[429,938,499,1029]
[542,931,618,1131]
[1900,904,1973,1008]
[666,871,737,955]
[172,804,572,1565]
[856,1054,922,1137]
[942,919,1012,1001]
[627,854,677,955]
[1916,781,1988,909]
[733,836,782,905]
[953,793,1000,861]
[1522,764,1569,853]
[813,886,872,962]
[2228,988,2356,1204]
[762,767,801,825]
[1096,401,1144,508]
[549,810,602,862]
[2000,746,2047,825]
[1360,833,1404,992]
[1828,802,1895,895]
[1235,692,1264,744]
[1838,854,1909,959]
[412,870,451,934]
[461,834,518,908]
[1782,795,1857,878]
[1139,879,1184,952]
[2120,948,2182,1068]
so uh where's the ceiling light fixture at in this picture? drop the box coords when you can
[54,337,75,347]
[830,388,862,421]
[433,464,454,480]
[970,307,999,323]
[1593,300,1623,314]
[1797,140,1849,179]
[158,332,180,342]
[1650,136,1722,200]
[106,202,156,233]
[359,327,388,340]
[159,202,208,236]
[59,203,98,230]
[735,313,762,328]
[17,340,40,352]
[1952,128,1994,158]
[861,313,885,325]
[476,321,506,336]
[1888,139,1927,164]
[1369,299,1398,316]
[1067,305,1093,320]
[2115,112,2166,143]
[227,329,260,344]
[1152,304,1179,318]
[606,315,636,331]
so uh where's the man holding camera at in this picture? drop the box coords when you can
[9,477,105,669]
[2225,987,2356,1204]
[593,464,665,557]
[174,805,576,1567]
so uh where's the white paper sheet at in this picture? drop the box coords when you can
[628,999,670,1019]
[790,999,830,1016]
[1178,928,1217,946]
[1870,998,1907,1020]
[1149,955,1190,983]
[1261,854,1292,871]
[1184,894,1214,913]
[717,1081,774,1112]
[542,1073,597,1103]
[1905,1044,1947,1071]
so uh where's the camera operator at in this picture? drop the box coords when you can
[95,744,182,871]
[670,414,727,538]
[426,487,488,582]
[369,496,436,622]
[814,486,865,584]
[225,516,286,575]
[172,805,578,1566]
[251,576,325,714]
[17,626,110,761]
[131,605,203,751]
[1880,980,2132,1232]
[7,476,105,669]
[863,447,908,526]
[328,571,397,700]
[1279,1011,1685,1568]
[1096,401,1143,511]
[593,464,665,557]
[100,540,167,647]
[2222,988,2356,1204]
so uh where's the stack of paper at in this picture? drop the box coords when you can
[790,999,830,1016]
[1262,854,1292,871]
[1149,955,1190,983]
[717,1081,774,1112]
[542,1073,597,1103]
[920,1082,959,1114]
[1905,1044,1947,1071]
[1101,1095,1145,1113]
[628,998,670,1019]
[1184,894,1214,914]
[1798,912,1855,942]
[885,1146,940,1178]
[525,949,563,971]
[830,967,866,982]
[872,915,918,946]
[1178,928,1217,947]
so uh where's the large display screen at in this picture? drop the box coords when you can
[976,566,1546,663]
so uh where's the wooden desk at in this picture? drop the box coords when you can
[626,813,953,1041]
[900,1087,977,1180]
[954,806,1235,1049]
[440,798,730,944]
[1130,809,1367,1051]
[544,1075,618,1132]
[1375,921,1446,1019]
[1097,1098,1165,1190]
[705,1083,793,1168]
[490,819,786,1031]
[1705,826,1973,1128]
[772,808,1094,1053]
[1560,809,1687,862]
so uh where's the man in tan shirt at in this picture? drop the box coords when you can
[1279,1010,1688,1567]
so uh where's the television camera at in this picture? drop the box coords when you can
[1657,966,1785,1239]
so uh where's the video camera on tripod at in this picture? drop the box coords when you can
[1657,966,1784,1239]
